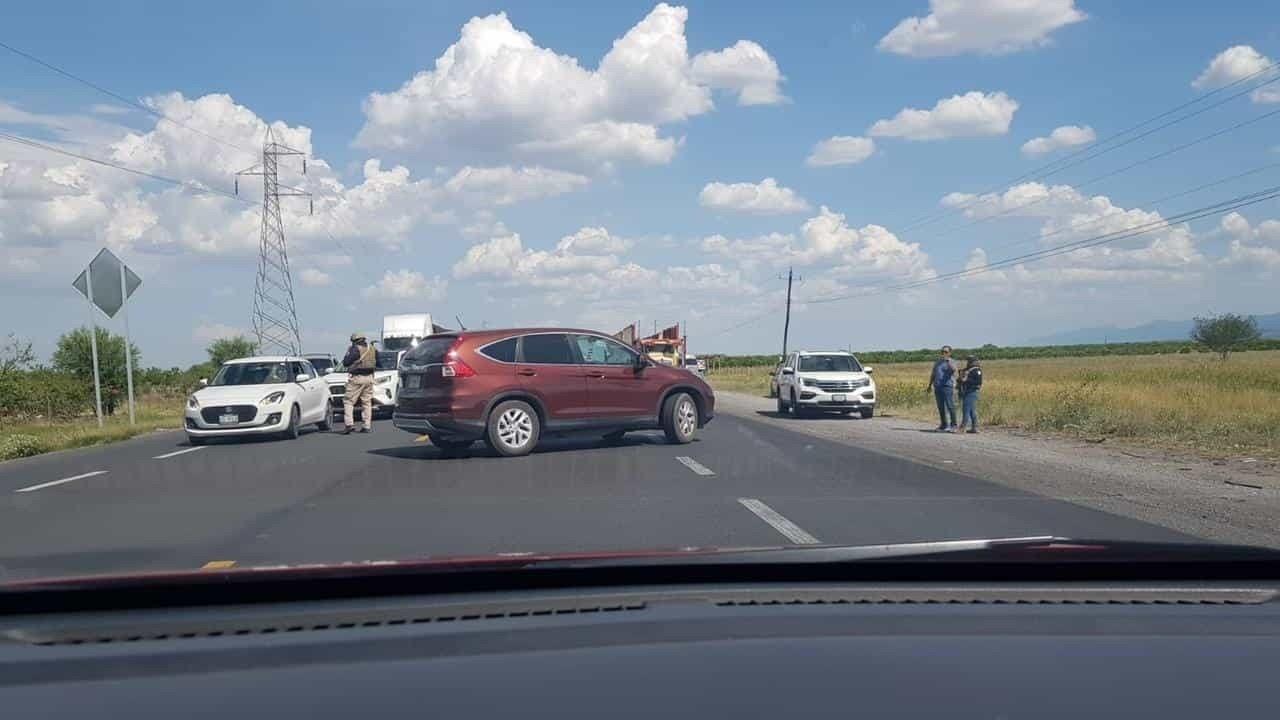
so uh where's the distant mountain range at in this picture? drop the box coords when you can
[1028,312,1280,346]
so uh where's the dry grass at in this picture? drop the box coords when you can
[0,395,183,460]
[708,351,1280,459]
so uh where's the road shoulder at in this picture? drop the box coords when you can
[715,390,1280,548]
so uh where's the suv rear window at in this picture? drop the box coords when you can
[519,334,574,364]
[479,337,518,363]
[401,336,457,366]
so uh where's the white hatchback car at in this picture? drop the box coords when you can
[775,350,876,418]
[185,356,331,444]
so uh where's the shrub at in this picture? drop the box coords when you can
[0,434,46,460]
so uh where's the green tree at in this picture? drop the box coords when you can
[52,327,141,415]
[206,335,258,368]
[1,333,36,382]
[1191,313,1261,360]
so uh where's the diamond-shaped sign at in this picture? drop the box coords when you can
[73,248,142,318]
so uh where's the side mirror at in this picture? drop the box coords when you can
[781,367,794,375]
[198,378,208,387]
[864,366,874,375]
[295,373,310,383]
[633,354,648,371]
[322,368,333,375]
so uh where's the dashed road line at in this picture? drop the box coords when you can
[737,497,821,545]
[675,456,715,476]
[153,446,205,459]
[15,470,108,494]
[201,560,237,570]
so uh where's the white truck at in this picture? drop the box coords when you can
[326,313,436,420]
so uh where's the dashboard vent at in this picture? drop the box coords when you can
[12,602,647,647]
[711,589,1275,607]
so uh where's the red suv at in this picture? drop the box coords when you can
[393,329,715,456]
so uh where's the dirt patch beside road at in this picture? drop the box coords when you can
[715,390,1280,548]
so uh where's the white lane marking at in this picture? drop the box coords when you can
[15,470,108,494]
[153,446,205,460]
[737,497,821,545]
[675,456,715,476]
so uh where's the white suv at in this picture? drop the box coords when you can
[775,351,876,418]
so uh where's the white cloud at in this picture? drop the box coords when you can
[869,91,1019,141]
[1219,211,1280,271]
[443,165,590,205]
[805,136,876,167]
[193,323,248,344]
[689,40,787,106]
[1192,45,1279,104]
[554,226,633,255]
[354,4,783,169]
[699,177,810,215]
[361,269,448,301]
[299,268,332,287]
[878,0,1086,58]
[1021,124,1095,157]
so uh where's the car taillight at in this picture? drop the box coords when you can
[441,343,476,378]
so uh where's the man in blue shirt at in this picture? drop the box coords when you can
[926,346,958,432]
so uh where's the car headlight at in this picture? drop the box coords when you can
[259,391,286,406]
[801,377,819,387]
[186,394,200,409]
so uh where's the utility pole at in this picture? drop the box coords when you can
[236,128,312,356]
[779,266,801,360]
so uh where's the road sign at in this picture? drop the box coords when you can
[73,248,141,319]
[72,248,143,426]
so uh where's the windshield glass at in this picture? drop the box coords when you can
[3,3,1279,590]
[211,362,291,386]
[798,355,862,373]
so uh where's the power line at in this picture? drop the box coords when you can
[912,103,1280,243]
[896,62,1280,234]
[0,39,259,159]
[983,159,1280,254]
[800,184,1280,307]
[0,130,252,204]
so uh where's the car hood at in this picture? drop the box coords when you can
[193,385,289,405]
[9,536,1280,594]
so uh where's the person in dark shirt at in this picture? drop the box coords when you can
[926,346,958,431]
[341,332,377,434]
[958,355,983,434]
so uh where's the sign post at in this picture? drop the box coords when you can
[73,249,142,426]
[119,263,135,424]
[83,268,105,428]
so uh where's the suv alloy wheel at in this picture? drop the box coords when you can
[487,399,540,457]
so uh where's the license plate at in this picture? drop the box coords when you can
[405,375,421,389]
[218,413,239,424]
[831,394,846,402]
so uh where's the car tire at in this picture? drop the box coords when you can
[776,392,787,414]
[860,407,874,419]
[487,400,540,457]
[662,392,698,444]
[187,434,205,446]
[789,390,804,418]
[281,404,300,440]
[316,409,332,432]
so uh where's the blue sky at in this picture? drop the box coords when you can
[2,1,1279,367]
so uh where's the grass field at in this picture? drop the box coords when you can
[708,350,1280,459]
[0,396,183,460]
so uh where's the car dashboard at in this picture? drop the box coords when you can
[2,579,1278,717]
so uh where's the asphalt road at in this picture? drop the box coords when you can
[0,409,1192,582]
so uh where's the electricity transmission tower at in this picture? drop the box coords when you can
[236,128,312,356]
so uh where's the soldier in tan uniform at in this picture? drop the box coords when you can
[341,332,377,434]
